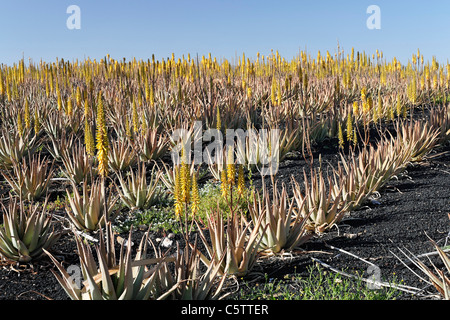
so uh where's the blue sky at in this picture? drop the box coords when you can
[1,0,450,65]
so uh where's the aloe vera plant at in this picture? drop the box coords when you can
[248,182,312,256]
[152,238,228,300]
[65,179,118,231]
[108,138,137,173]
[196,207,266,277]
[395,120,441,162]
[45,223,174,300]
[135,127,169,162]
[2,153,54,201]
[0,128,36,170]
[61,143,97,185]
[292,168,344,234]
[0,197,60,263]
[415,239,450,300]
[115,163,163,210]
[330,151,375,212]
[44,116,77,161]
[399,235,450,300]
[42,112,80,160]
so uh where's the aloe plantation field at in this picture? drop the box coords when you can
[0,47,449,303]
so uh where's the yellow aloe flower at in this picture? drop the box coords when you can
[338,122,344,149]
[237,164,246,196]
[191,171,200,216]
[96,91,109,177]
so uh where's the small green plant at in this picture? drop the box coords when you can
[45,195,66,212]
[113,204,179,234]
[195,181,252,224]
[231,264,400,300]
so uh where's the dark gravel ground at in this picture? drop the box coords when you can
[0,134,449,301]
[252,143,450,300]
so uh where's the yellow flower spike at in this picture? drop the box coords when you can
[335,76,340,95]
[433,73,438,90]
[132,97,139,134]
[367,96,373,111]
[174,166,183,218]
[177,81,182,101]
[396,96,402,117]
[352,101,359,115]
[84,98,95,157]
[141,112,147,132]
[66,97,73,117]
[191,171,200,216]
[425,67,430,89]
[237,164,246,196]
[85,125,95,157]
[389,102,395,121]
[377,92,383,119]
[380,68,386,86]
[420,75,425,90]
[138,90,143,107]
[34,109,40,135]
[150,85,155,107]
[0,70,4,97]
[346,111,353,142]
[45,79,50,98]
[216,106,221,132]
[360,87,366,102]
[24,98,31,129]
[17,112,23,137]
[96,91,109,177]
[180,146,191,204]
[49,72,54,93]
[247,86,252,99]
[144,77,150,102]
[83,95,89,118]
[407,77,417,105]
[6,79,11,102]
[271,80,277,106]
[226,146,235,186]
[76,86,82,109]
[220,167,228,199]
[57,90,62,111]
[338,122,344,149]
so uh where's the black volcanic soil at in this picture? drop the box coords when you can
[0,136,449,301]
[252,142,450,300]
